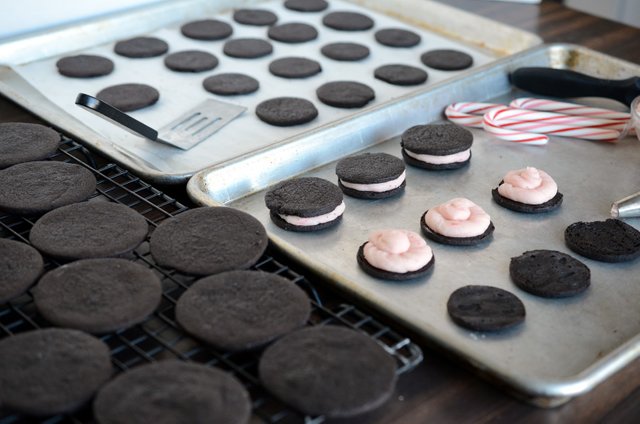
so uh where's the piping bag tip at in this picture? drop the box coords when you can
[611,191,640,219]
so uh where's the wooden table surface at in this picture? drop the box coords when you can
[1,1,639,423]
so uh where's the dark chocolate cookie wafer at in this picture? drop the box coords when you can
[374,64,427,86]
[56,54,114,78]
[321,42,370,61]
[285,0,328,12]
[510,250,590,298]
[34,258,162,333]
[401,122,473,170]
[0,123,60,169]
[114,36,168,58]
[317,81,375,108]
[322,11,374,31]
[269,57,321,78]
[181,19,233,40]
[491,184,563,213]
[336,152,406,199]
[421,49,473,71]
[96,83,159,111]
[265,177,343,232]
[0,161,96,215]
[164,50,218,72]
[149,207,268,275]
[447,285,525,332]
[375,28,421,47]
[259,326,397,417]
[357,242,434,281]
[203,73,259,95]
[268,22,318,43]
[223,38,273,58]
[176,270,310,351]
[420,211,494,246]
[233,8,278,26]
[93,360,250,424]
[255,97,318,126]
[0,328,111,416]
[29,201,148,261]
[565,219,640,262]
[0,239,43,303]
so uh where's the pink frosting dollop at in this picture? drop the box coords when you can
[425,198,491,238]
[363,229,433,273]
[497,167,558,205]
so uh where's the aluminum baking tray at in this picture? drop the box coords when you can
[189,44,640,406]
[0,0,540,184]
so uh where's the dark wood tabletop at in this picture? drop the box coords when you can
[1,1,639,423]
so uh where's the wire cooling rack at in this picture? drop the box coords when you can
[0,137,423,424]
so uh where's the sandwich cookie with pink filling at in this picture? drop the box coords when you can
[492,166,563,213]
[335,152,406,199]
[265,177,345,232]
[421,197,494,245]
[357,229,434,280]
[400,122,473,170]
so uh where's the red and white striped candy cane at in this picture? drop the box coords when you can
[444,102,506,128]
[510,98,631,121]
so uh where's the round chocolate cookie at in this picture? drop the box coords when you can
[164,50,218,72]
[233,8,278,26]
[336,152,406,199]
[0,122,60,169]
[321,42,370,61]
[375,28,421,47]
[0,328,112,416]
[284,0,329,12]
[401,122,473,170]
[203,73,259,95]
[259,326,397,417]
[265,177,343,232]
[421,49,473,71]
[0,161,96,216]
[93,360,251,424]
[374,64,428,86]
[96,83,159,112]
[316,81,375,108]
[176,270,311,351]
[565,219,640,262]
[56,54,114,78]
[33,258,162,333]
[510,250,590,298]
[269,57,321,78]
[491,184,563,213]
[420,211,494,246]
[0,239,43,303]
[357,242,435,281]
[223,38,273,58]
[268,22,318,43]
[114,36,168,58]
[149,207,268,276]
[322,11,374,31]
[447,285,526,332]
[29,201,148,261]
[255,97,318,126]
[180,19,233,40]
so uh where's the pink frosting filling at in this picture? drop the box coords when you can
[497,167,558,205]
[425,198,491,238]
[404,148,470,165]
[280,201,345,226]
[363,229,433,273]
[340,171,406,193]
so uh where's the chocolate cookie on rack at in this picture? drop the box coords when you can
[0,239,43,303]
[0,122,59,169]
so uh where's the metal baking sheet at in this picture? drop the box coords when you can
[0,0,540,184]
[188,44,640,405]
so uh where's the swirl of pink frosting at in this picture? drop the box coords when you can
[497,167,558,205]
[363,229,433,273]
[425,198,491,238]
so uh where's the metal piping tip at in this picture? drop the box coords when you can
[611,191,640,219]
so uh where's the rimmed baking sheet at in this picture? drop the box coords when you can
[188,44,640,405]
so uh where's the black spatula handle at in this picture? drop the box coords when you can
[510,67,640,107]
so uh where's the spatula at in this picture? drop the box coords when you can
[75,93,246,150]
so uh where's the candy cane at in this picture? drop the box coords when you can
[511,98,631,121]
[444,102,506,128]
